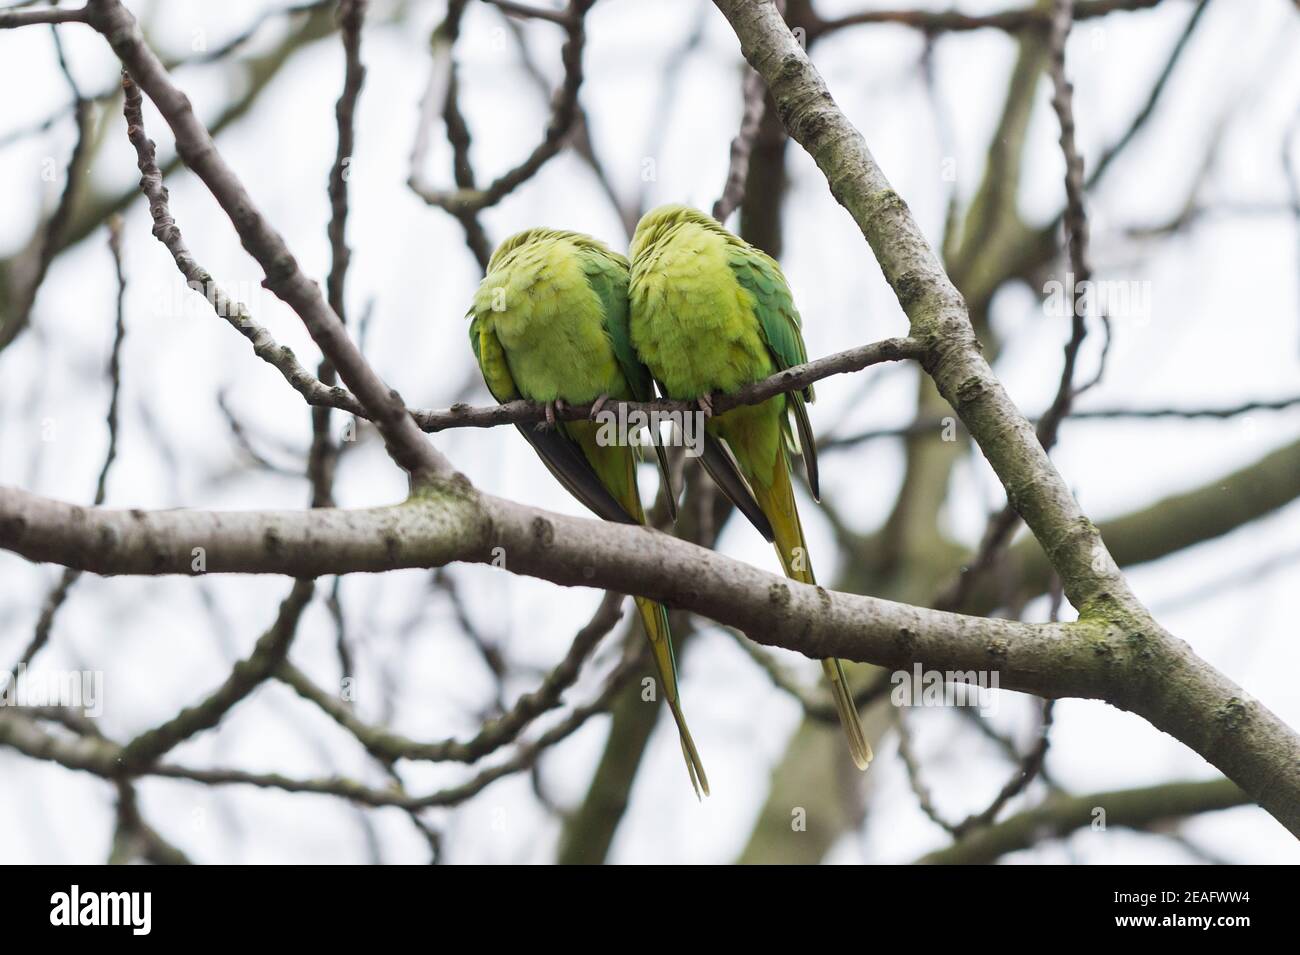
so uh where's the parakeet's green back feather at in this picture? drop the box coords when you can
[726,244,820,498]
[725,243,813,402]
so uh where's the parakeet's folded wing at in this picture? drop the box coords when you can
[580,246,678,521]
[727,246,820,502]
[468,313,636,524]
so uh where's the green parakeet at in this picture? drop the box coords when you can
[627,204,873,772]
[467,228,708,797]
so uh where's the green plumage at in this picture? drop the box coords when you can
[628,204,872,772]
[467,228,707,796]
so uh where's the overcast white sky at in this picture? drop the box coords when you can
[0,0,1297,863]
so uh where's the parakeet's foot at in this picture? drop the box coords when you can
[537,398,569,431]
[588,394,610,419]
[696,393,714,419]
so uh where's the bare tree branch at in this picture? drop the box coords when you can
[407,336,922,430]
[277,589,623,763]
[14,217,127,669]
[917,777,1249,864]
[710,0,1300,836]
[409,0,594,217]
[117,580,315,769]
[2,476,1297,834]
[481,0,570,26]
[0,4,88,29]
[812,0,1169,38]
[0,641,645,810]
[0,25,92,351]
[936,0,1096,611]
[713,66,767,223]
[89,0,449,483]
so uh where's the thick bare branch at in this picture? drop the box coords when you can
[2,478,1297,836]
[710,0,1300,836]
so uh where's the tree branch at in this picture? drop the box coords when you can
[0,5,89,29]
[88,0,448,483]
[710,0,1300,836]
[917,778,1249,864]
[812,0,1169,38]
[408,335,922,430]
[2,478,1297,834]
[409,0,594,215]
[118,580,315,769]
[275,589,624,763]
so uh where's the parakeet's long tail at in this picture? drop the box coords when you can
[748,441,873,772]
[634,596,710,797]
[821,657,872,771]
[568,421,708,796]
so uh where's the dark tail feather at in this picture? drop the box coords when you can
[699,433,774,541]
[518,425,638,524]
[651,433,678,522]
[788,392,820,502]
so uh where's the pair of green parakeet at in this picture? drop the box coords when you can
[467,204,871,797]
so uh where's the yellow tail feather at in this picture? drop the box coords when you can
[823,657,873,770]
[568,435,708,796]
[752,447,872,772]
[635,596,710,798]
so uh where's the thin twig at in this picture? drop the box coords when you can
[277,591,625,764]
[0,643,644,811]
[0,4,89,28]
[732,633,891,723]
[713,66,767,223]
[13,217,128,669]
[812,0,1165,38]
[480,0,569,25]
[821,393,1300,451]
[310,0,367,510]
[409,0,594,217]
[409,336,924,430]
[0,25,92,351]
[118,72,367,425]
[117,580,315,769]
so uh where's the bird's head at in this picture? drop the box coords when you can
[486,228,626,275]
[629,204,722,262]
[486,228,564,273]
